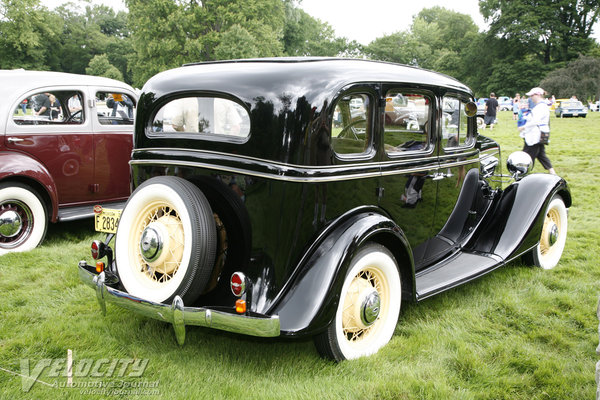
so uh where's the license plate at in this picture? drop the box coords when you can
[94,208,122,234]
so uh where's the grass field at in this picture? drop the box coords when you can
[1,111,599,399]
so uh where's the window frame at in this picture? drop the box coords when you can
[147,92,251,144]
[382,87,435,158]
[441,93,476,151]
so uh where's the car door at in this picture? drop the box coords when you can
[6,87,95,205]
[420,94,480,266]
[377,87,438,269]
[90,88,136,202]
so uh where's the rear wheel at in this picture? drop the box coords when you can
[115,176,216,304]
[0,183,47,256]
[523,195,568,270]
[314,243,401,361]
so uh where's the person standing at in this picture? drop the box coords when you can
[483,93,499,129]
[512,93,521,120]
[518,87,556,175]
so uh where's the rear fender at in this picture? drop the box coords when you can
[466,173,570,260]
[0,152,58,221]
[269,207,413,337]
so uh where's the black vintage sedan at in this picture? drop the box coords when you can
[79,58,570,361]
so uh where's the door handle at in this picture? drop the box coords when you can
[430,171,454,181]
[7,137,25,144]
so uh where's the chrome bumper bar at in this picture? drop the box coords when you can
[78,262,280,345]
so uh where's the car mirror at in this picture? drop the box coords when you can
[464,101,477,117]
[506,151,532,180]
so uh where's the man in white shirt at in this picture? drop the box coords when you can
[518,87,556,175]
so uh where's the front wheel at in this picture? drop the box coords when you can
[523,195,568,270]
[0,183,47,256]
[314,243,401,361]
[115,176,216,304]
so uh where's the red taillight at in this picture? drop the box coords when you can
[230,272,246,297]
[91,240,106,260]
[91,240,100,259]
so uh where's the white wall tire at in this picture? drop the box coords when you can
[314,243,401,361]
[0,183,47,256]
[115,176,216,304]
[531,195,568,270]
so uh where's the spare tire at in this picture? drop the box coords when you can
[115,176,216,304]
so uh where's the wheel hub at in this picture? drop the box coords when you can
[361,289,381,326]
[0,210,22,238]
[547,222,559,247]
[140,223,164,263]
[343,277,381,331]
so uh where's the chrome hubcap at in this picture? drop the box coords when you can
[547,222,559,247]
[361,289,381,326]
[0,210,22,238]
[140,223,163,262]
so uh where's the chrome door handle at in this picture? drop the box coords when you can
[7,137,25,143]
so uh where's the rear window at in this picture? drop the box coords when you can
[151,96,250,138]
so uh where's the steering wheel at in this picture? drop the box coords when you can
[337,119,367,139]
[66,110,82,123]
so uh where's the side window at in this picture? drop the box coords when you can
[442,96,472,148]
[383,91,431,154]
[97,92,136,125]
[331,93,371,156]
[12,90,85,125]
[151,96,250,138]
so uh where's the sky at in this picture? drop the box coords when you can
[40,0,598,44]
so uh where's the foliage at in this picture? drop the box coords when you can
[125,0,286,87]
[1,112,599,399]
[540,55,600,100]
[85,54,124,81]
[480,0,600,64]
[0,0,61,70]
[282,2,360,57]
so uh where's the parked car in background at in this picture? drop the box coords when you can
[498,96,512,111]
[549,98,569,111]
[78,58,570,361]
[0,70,137,255]
[555,99,587,118]
[588,101,599,112]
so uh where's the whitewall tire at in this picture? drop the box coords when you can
[315,243,401,361]
[115,176,216,304]
[0,183,47,256]
[531,195,568,270]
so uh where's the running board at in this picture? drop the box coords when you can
[57,201,127,221]
[415,251,503,301]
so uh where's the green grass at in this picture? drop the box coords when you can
[1,111,599,399]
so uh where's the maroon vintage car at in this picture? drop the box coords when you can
[0,70,137,255]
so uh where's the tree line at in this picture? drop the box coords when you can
[1,0,599,100]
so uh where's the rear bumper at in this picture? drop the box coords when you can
[78,262,280,344]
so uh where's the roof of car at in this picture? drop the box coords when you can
[0,70,135,125]
[142,57,472,100]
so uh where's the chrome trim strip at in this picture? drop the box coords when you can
[78,263,280,344]
[131,159,382,182]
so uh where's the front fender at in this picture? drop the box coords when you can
[467,173,570,260]
[269,207,413,337]
[0,152,59,221]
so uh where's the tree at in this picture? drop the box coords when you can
[479,0,600,64]
[86,54,124,80]
[282,2,360,57]
[540,55,600,100]
[125,0,286,87]
[0,0,61,70]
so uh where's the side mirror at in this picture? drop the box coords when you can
[480,156,498,179]
[465,101,477,117]
[506,151,533,180]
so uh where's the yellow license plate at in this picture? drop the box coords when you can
[94,208,122,234]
